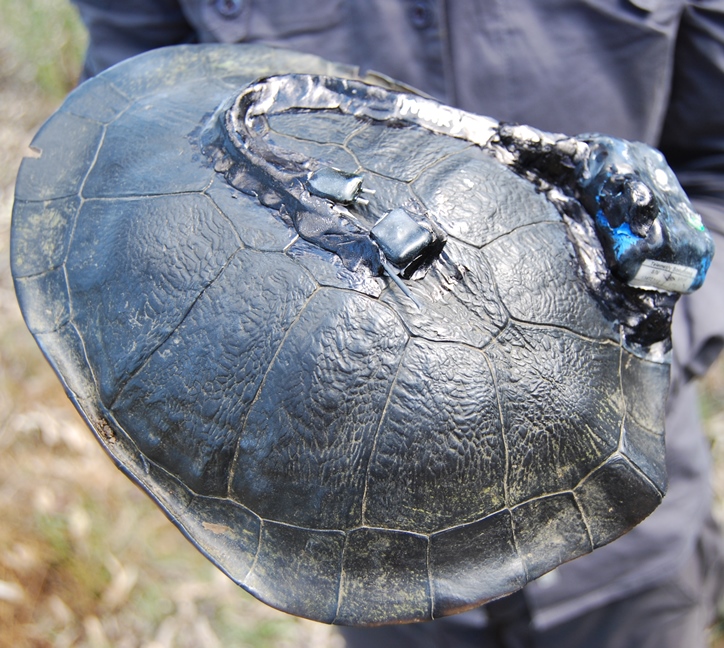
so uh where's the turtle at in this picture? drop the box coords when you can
[10,44,714,626]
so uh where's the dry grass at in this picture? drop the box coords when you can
[706,357,724,522]
[706,358,724,647]
[0,1,722,646]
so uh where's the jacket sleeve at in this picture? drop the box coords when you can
[72,0,195,80]
[660,0,724,381]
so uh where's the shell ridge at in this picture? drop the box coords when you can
[508,512,528,585]
[77,124,108,202]
[406,143,475,185]
[58,196,81,276]
[482,350,510,510]
[397,327,509,354]
[13,192,79,204]
[62,88,135,128]
[13,272,69,335]
[283,250,329,287]
[616,421,667,498]
[65,315,101,398]
[359,337,410,526]
[624,407,664,435]
[624,452,667,499]
[570,491,595,551]
[330,531,349,624]
[340,121,370,149]
[426,534,436,620]
[109,245,244,409]
[445,248,511,336]
[226,285,321,495]
[60,122,107,286]
[573,450,649,492]
[81,190,213,202]
[505,316,618,345]
[341,142,363,175]
[200,191,246,249]
[106,81,133,103]
[616,343,627,451]
[573,454,663,550]
[242,517,265,586]
[476,218,564,252]
[32,324,94,414]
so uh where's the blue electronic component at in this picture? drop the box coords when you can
[578,135,714,293]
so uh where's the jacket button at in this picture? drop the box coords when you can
[409,0,434,29]
[213,0,244,19]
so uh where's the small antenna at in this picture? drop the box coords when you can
[380,257,422,309]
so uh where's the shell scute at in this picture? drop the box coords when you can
[379,238,508,347]
[66,193,241,407]
[338,527,430,625]
[15,113,104,202]
[486,325,622,505]
[363,338,506,534]
[81,95,215,198]
[430,510,525,619]
[14,268,70,335]
[59,76,131,124]
[483,222,617,339]
[574,456,663,548]
[232,289,409,531]
[412,151,559,248]
[511,493,592,581]
[268,110,362,145]
[11,197,79,278]
[205,178,297,251]
[245,521,345,624]
[112,249,317,496]
[348,122,470,182]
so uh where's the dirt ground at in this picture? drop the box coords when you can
[0,3,723,647]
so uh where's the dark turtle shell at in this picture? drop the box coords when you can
[11,44,710,625]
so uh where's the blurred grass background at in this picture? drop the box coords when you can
[0,1,722,646]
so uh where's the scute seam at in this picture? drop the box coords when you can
[228,285,320,494]
[109,246,244,408]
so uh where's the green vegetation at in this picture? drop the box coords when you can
[0,0,87,98]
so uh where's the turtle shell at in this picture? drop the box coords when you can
[11,44,673,625]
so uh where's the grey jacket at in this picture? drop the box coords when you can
[73,0,724,629]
